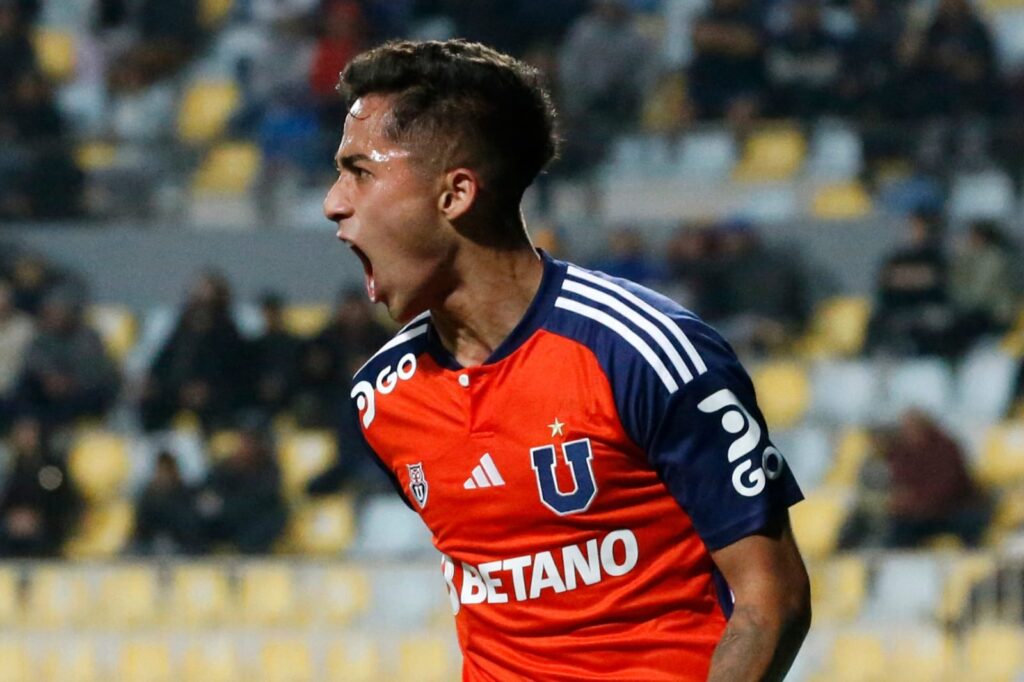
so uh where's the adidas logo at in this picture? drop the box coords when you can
[463,453,505,489]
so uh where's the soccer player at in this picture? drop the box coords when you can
[323,39,810,681]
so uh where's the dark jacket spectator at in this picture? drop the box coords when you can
[141,272,251,432]
[249,292,302,419]
[0,416,80,556]
[134,450,206,555]
[766,0,843,119]
[838,0,903,121]
[16,288,120,427]
[950,221,1018,339]
[195,426,287,554]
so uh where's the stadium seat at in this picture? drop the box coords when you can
[866,554,943,622]
[956,344,1018,421]
[192,142,262,195]
[177,81,240,144]
[326,636,380,682]
[200,0,234,28]
[282,304,331,338]
[0,567,19,627]
[826,427,872,487]
[800,296,871,358]
[640,76,686,134]
[961,624,1024,682]
[948,170,1016,222]
[771,424,831,491]
[74,142,118,172]
[677,128,737,181]
[978,422,1024,488]
[259,639,314,682]
[278,431,338,500]
[810,359,878,424]
[63,500,135,558]
[397,634,456,682]
[86,304,137,362]
[208,429,242,462]
[806,123,863,181]
[286,495,356,556]
[32,29,75,82]
[170,564,232,626]
[319,565,370,625]
[886,627,956,682]
[24,567,90,629]
[39,640,100,682]
[0,640,32,682]
[732,126,806,182]
[937,553,996,624]
[810,181,873,220]
[67,431,131,503]
[751,361,810,429]
[98,565,162,628]
[182,639,240,682]
[117,641,174,682]
[818,631,885,682]
[989,484,1024,542]
[355,494,434,556]
[809,555,866,623]
[738,185,799,225]
[788,487,850,560]
[882,358,954,417]
[239,564,302,627]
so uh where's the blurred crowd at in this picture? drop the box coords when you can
[3,0,1024,219]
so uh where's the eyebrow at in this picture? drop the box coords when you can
[335,153,371,172]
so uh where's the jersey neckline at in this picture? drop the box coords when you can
[425,250,568,370]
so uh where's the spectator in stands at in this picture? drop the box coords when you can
[558,0,653,161]
[765,0,843,119]
[838,0,903,121]
[249,291,301,420]
[865,210,952,356]
[589,227,661,285]
[948,221,1018,354]
[0,0,36,105]
[664,224,716,313]
[837,427,893,550]
[881,409,990,548]
[141,271,250,432]
[0,279,33,424]
[133,450,206,555]
[3,252,59,315]
[15,287,119,428]
[106,60,175,143]
[293,287,390,427]
[0,415,80,557]
[310,0,367,132]
[195,424,287,554]
[129,0,203,82]
[688,0,766,128]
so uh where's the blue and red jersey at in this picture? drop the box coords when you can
[350,252,803,681]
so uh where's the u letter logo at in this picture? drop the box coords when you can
[530,438,598,515]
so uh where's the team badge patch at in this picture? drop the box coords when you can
[407,462,429,508]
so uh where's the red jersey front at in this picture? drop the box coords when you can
[350,254,803,680]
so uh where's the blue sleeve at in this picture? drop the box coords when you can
[621,317,803,550]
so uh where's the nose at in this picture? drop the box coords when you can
[323,177,354,236]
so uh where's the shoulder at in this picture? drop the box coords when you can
[351,311,432,386]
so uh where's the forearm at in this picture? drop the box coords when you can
[707,603,810,682]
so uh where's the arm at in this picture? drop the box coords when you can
[707,513,811,682]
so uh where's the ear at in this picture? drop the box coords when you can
[438,168,479,221]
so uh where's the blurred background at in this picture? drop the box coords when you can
[3,0,1024,679]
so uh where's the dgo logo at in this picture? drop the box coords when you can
[351,353,417,428]
[696,388,785,497]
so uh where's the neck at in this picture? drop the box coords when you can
[430,241,544,368]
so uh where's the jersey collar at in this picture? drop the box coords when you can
[426,249,567,370]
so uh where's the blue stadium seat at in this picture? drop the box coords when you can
[806,123,863,181]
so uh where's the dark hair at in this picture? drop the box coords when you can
[337,39,560,206]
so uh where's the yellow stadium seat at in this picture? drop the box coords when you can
[283,304,331,338]
[208,430,243,461]
[733,126,806,182]
[326,637,379,682]
[67,431,131,503]
[279,431,338,500]
[182,639,240,682]
[826,427,872,487]
[751,361,810,429]
[192,142,262,194]
[641,75,686,134]
[170,564,232,627]
[200,0,234,27]
[978,423,1024,487]
[32,29,75,81]
[63,500,135,558]
[789,488,849,560]
[961,624,1024,682]
[239,564,301,627]
[989,485,1024,543]
[0,567,19,627]
[822,631,886,682]
[811,182,873,220]
[287,495,356,556]
[0,640,31,682]
[24,567,89,629]
[86,305,137,362]
[885,629,955,682]
[117,641,174,682]
[398,634,455,682]
[260,639,314,682]
[177,81,240,144]
[99,565,162,628]
[938,554,997,624]
[74,142,118,172]
[809,555,866,623]
[319,565,370,625]
[39,640,99,682]
[801,297,871,358]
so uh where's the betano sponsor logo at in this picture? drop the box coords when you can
[440,529,639,614]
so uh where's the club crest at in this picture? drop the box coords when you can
[407,462,428,508]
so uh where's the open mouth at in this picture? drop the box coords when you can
[350,245,376,302]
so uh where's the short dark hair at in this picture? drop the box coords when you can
[337,39,559,206]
